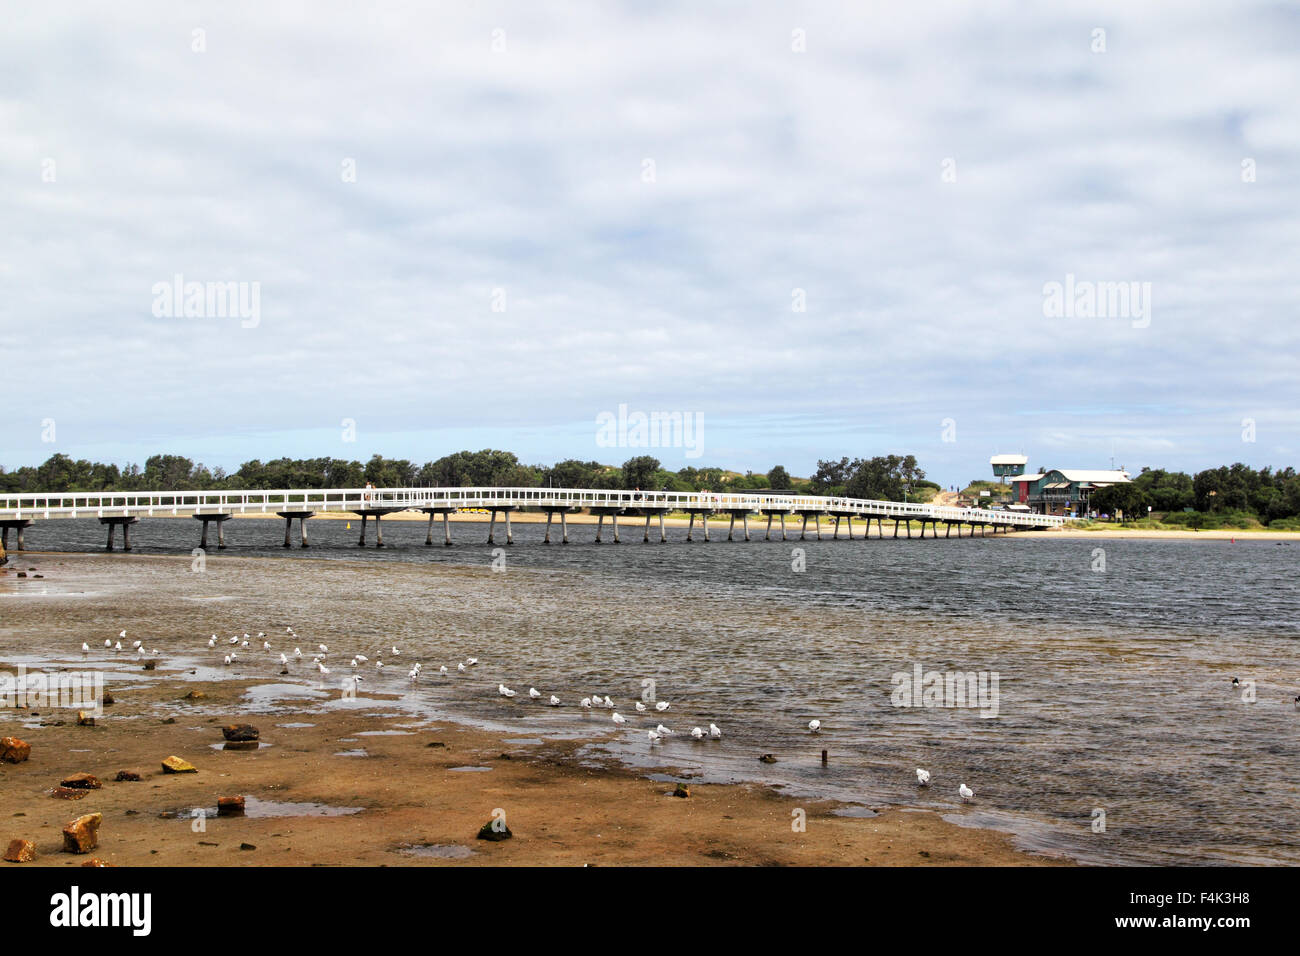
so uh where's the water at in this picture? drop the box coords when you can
[3,516,1299,865]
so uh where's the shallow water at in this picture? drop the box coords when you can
[3,520,1298,865]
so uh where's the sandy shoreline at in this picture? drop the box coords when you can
[0,663,1063,867]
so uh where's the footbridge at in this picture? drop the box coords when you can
[0,487,1063,551]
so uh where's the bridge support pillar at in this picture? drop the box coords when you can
[426,512,435,546]
[833,515,841,539]
[686,513,695,542]
[300,516,310,548]
[659,511,666,543]
[284,516,293,548]
[374,514,383,548]
[846,516,854,539]
[780,513,787,540]
[815,514,822,540]
[594,513,604,544]
[358,514,368,547]
[742,513,750,541]
[1,521,32,552]
[893,520,899,539]
[727,513,736,541]
[487,510,498,545]
[800,514,809,540]
[561,510,569,544]
[99,516,139,552]
[505,509,513,545]
[765,514,773,540]
[444,512,452,546]
[545,511,554,544]
[643,514,651,543]
[702,513,709,542]
[611,513,619,544]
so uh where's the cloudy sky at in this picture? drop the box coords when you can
[2,1,1297,487]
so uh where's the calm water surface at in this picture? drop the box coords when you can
[4,517,1299,865]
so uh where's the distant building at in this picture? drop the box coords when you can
[1007,469,1131,517]
[989,454,1028,481]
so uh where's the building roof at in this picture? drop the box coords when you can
[1053,469,1131,484]
[1008,473,1045,483]
[989,454,1029,465]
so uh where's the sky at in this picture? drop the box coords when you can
[2,1,1298,488]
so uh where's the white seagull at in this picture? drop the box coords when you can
[690,726,705,739]
[529,687,541,699]
[648,729,662,743]
[580,697,592,710]
[223,654,232,666]
[280,653,289,665]
[808,719,821,733]
[457,662,466,673]
[294,647,303,658]
[603,696,614,709]
[207,637,216,648]
[709,723,722,739]
[655,701,670,712]
[916,768,931,787]
[655,723,673,737]
[612,712,627,724]
[438,665,448,675]
[104,639,112,648]
[549,695,561,707]
[81,642,90,653]
[958,783,974,802]
[635,701,647,713]
[499,684,516,698]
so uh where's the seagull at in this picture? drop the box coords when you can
[119,630,126,639]
[438,665,448,675]
[293,647,302,658]
[465,657,478,666]
[612,712,627,724]
[655,723,673,737]
[375,660,384,670]
[655,701,670,712]
[648,729,662,743]
[104,639,112,648]
[635,701,647,713]
[317,662,330,676]
[549,695,561,707]
[229,651,238,662]
[257,632,265,639]
[808,719,821,733]
[114,641,122,652]
[408,668,419,681]
[709,723,722,739]
[81,642,90,653]
[529,687,541,699]
[223,654,232,666]
[241,639,249,648]
[392,646,401,656]
[350,658,359,667]
[137,646,146,658]
[228,636,239,645]
[958,783,974,802]
[457,662,466,673]
[132,640,142,649]
[263,641,271,651]
[1231,677,1240,688]
[690,726,704,739]
[207,637,216,648]
[318,644,328,654]
[603,696,614,709]
[499,684,516,698]
[280,653,288,665]
[355,655,368,664]
[916,768,931,787]
[580,698,592,710]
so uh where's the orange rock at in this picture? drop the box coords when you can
[160,756,197,774]
[50,787,89,800]
[3,839,35,862]
[217,796,246,817]
[76,711,95,727]
[80,858,114,867]
[0,737,30,763]
[62,813,103,854]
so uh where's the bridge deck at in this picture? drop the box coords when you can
[0,487,1063,529]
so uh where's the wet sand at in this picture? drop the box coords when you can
[0,668,1062,866]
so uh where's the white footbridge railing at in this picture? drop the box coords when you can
[0,487,1063,528]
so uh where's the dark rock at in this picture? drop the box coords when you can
[80,858,114,867]
[476,820,513,842]
[76,711,95,727]
[758,754,777,764]
[217,796,245,817]
[114,771,141,782]
[239,842,256,851]
[221,724,259,742]
[60,773,102,790]
[159,717,176,725]
[50,787,89,800]
[672,783,691,798]
[222,741,259,751]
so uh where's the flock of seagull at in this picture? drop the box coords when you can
[86,627,977,804]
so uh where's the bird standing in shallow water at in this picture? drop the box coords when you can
[690,727,704,739]
[580,698,592,710]
[958,783,974,802]
[529,687,541,699]
[612,712,626,725]
[916,768,931,787]
[808,719,821,733]
[655,701,670,712]
[549,695,561,707]
[635,701,647,713]
[709,724,722,739]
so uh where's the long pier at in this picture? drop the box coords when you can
[0,486,1063,552]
